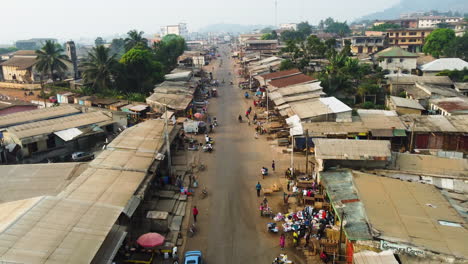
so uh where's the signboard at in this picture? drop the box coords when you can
[380,240,425,256]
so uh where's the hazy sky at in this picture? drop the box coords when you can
[1,0,400,44]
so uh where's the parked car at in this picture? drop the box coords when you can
[184,251,203,264]
[71,151,95,162]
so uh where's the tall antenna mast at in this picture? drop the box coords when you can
[275,0,278,28]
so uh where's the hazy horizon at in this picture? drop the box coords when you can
[1,0,400,44]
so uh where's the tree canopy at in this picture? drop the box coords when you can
[423,28,456,58]
[81,45,119,93]
[443,32,468,61]
[95,37,105,46]
[35,40,70,82]
[297,22,313,37]
[370,23,401,31]
[124,30,148,51]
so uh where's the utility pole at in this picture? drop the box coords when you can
[275,0,278,28]
[338,211,345,262]
[290,135,294,178]
[164,102,172,176]
[305,129,309,176]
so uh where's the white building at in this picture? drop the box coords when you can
[279,23,298,31]
[160,23,188,38]
[375,47,418,74]
[418,16,462,28]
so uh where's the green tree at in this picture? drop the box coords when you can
[324,17,335,28]
[444,33,468,61]
[279,59,296,70]
[281,30,305,41]
[81,45,119,92]
[153,34,186,72]
[325,21,351,37]
[95,37,105,46]
[35,40,70,83]
[124,30,148,51]
[0,47,18,54]
[120,47,164,94]
[370,23,401,31]
[109,38,125,58]
[297,21,313,37]
[423,28,456,58]
[436,68,468,82]
[260,27,273,34]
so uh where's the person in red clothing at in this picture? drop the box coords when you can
[192,206,199,223]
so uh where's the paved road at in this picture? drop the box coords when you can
[184,45,303,264]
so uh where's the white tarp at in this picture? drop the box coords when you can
[286,115,303,136]
[54,128,83,141]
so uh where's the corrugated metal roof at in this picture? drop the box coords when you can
[0,163,87,203]
[353,250,399,264]
[389,96,425,110]
[420,58,468,72]
[0,119,173,264]
[320,170,373,241]
[268,74,316,88]
[358,110,407,130]
[0,56,36,69]
[54,127,83,141]
[354,172,468,258]
[319,97,352,113]
[387,75,453,85]
[260,69,301,80]
[430,97,468,113]
[314,139,391,160]
[6,111,112,140]
[0,105,80,128]
[376,46,418,58]
[399,115,467,132]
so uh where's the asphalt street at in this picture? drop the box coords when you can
[183,45,303,264]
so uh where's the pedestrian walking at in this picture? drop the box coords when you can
[272,160,275,171]
[255,132,259,139]
[192,206,199,223]
[279,233,285,250]
[256,182,262,197]
[293,231,299,247]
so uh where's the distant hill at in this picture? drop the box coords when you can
[357,0,468,21]
[198,23,273,34]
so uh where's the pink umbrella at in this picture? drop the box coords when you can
[194,113,204,119]
[137,233,165,248]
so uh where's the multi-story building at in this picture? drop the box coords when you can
[418,16,462,28]
[386,28,433,53]
[15,38,58,50]
[160,23,188,38]
[279,23,298,31]
[343,35,387,54]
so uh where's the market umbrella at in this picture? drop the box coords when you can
[136,233,165,248]
[194,113,204,119]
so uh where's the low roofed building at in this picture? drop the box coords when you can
[429,97,468,116]
[280,97,352,122]
[314,139,391,171]
[375,47,418,74]
[386,95,425,115]
[419,58,468,76]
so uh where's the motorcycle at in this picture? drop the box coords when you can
[205,135,215,145]
[188,224,197,237]
[201,187,208,199]
[202,144,214,153]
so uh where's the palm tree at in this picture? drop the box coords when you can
[81,45,118,92]
[124,30,148,51]
[35,40,70,83]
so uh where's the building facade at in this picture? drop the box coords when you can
[344,35,387,54]
[418,16,462,28]
[160,23,188,38]
[386,28,433,52]
[279,23,298,31]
